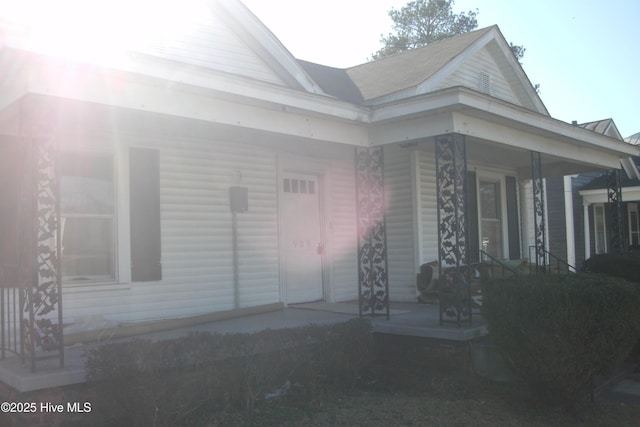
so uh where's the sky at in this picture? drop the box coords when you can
[242,0,639,139]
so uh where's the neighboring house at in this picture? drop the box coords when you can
[0,0,638,371]
[579,131,640,257]
[546,120,640,268]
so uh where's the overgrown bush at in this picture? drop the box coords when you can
[582,251,640,284]
[482,273,640,405]
[85,318,372,426]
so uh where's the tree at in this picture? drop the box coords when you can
[372,0,525,63]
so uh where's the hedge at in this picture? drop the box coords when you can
[482,273,640,405]
[85,318,372,426]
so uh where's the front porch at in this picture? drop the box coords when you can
[0,301,487,393]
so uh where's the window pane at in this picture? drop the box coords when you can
[480,180,502,258]
[61,154,113,215]
[480,181,500,219]
[60,152,116,282]
[594,206,606,254]
[62,217,114,279]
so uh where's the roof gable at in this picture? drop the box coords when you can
[579,119,640,180]
[0,0,323,94]
[579,118,623,140]
[344,26,546,114]
[346,27,493,102]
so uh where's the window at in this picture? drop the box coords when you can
[60,152,115,283]
[593,204,607,254]
[479,179,503,258]
[629,203,639,247]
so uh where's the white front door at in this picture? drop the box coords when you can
[281,173,323,303]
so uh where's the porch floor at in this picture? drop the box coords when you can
[0,302,487,393]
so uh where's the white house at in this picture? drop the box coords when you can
[1,0,638,372]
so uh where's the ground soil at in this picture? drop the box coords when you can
[207,362,640,427]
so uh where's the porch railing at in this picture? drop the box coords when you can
[528,246,576,274]
[0,267,24,362]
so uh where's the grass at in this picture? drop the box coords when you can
[205,361,640,427]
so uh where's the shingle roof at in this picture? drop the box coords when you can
[297,60,364,103]
[344,26,495,101]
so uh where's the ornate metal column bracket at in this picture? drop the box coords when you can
[19,100,64,372]
[355,147,389,319]
[607,168,624,253]
[435,134,471,326]
[531,151,546,272]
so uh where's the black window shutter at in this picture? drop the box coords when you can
[130,148,162,281]
[505,176,521,259]
[466,171,479,263]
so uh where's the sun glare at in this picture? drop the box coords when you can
[1,0,209,64]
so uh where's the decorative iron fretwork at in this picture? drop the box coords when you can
[607,169,624,253]
[17,99,64,371]
[22,136,64,371]
[435,134,471,326]
[531,152,546,272]
[355,147,389,319]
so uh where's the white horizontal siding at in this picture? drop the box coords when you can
[62,136,281,327]
[418,148,439,264]
[136,9,285,86]
[61,136,363,329]
[384,145,416,302]
[438,46,521,106]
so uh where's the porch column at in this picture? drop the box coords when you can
[19,100,64,371]
[531,151,547,271]
[607,169,624,253]
[583,202,591,260]
[355,146,389,319]
[435,134,471,326]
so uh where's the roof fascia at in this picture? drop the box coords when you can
[605,120,623,139]
[580,186,640,204]
[490,26,548,115]
[621,157,640,180]
[215,0,324,95]
[370,86,640,157]
[18,48,369,123]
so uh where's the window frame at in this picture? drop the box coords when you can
[628,203,639,247]
[476,172,509,260]
[593,203,607,254]
[59,149,123,287]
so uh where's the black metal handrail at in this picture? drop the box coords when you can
[528,246,576,274]
[478,250,519,280]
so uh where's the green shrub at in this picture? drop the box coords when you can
[482,273,640,405]
[86,319,372,426]
[582,251,640,284]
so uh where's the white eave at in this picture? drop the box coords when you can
[0,46,370,122]
[370,86,640,159]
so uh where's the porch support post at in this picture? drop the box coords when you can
[355,146,389,319]
[435,134,471,326]
[607,169,624,253]
[19,100,64,371]
[583,202,591,261]
[531,151,546,272]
